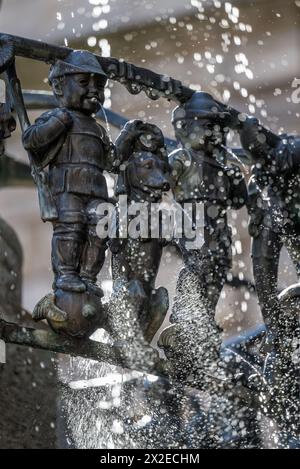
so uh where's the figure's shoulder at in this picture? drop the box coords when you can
[34,109,60,124]
[168,148,191,166]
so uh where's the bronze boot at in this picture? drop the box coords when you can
[80,234,106,297]
[52,231,86,293]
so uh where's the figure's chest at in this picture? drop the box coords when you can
[64,115,106,163]
[181,160,230,200]
[69,133,104,157]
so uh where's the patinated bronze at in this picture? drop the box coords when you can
[158,92,249,385]
[0,85,31,187]
[22,50,154,338]
[169,91,247,314]
[0,32,298,447]
[0,103,15,141]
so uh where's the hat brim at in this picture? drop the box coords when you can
[49,60,107,82]
[64,63,107,78]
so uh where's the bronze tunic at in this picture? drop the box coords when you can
[169,148,246,208]
[49,111,109,199]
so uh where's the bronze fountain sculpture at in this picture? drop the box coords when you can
[0,32,299,447]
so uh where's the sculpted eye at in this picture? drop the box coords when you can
[79,79,89,86]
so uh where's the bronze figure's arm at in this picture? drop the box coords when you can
[236,115,281,162]
[23,109,72,157]
[4,62,58,221]
[111,120,155,172]
[236,114,300,174]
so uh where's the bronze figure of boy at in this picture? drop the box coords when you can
[23,50,116,298]
[169,92,247,313]
[22,50,146,337]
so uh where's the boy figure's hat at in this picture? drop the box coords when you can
[49,50,107,83]
[172,91,230,123]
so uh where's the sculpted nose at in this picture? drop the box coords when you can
[89,81,98,94]
[162,181,170,191]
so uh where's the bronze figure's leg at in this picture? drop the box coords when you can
[80,198,109,296]
[285,234,300,278]
[52,222,86,293]
[201,226,232,313]
[80,225,106,297]
[252,228,282,340]
[206,258,231,313]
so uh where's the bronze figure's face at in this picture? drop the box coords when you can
[173,115,225,152]
[55,73,107,115]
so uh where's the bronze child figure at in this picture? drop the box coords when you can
[158,92,247,373]
[169,92,247,313]
[23,50,127,337]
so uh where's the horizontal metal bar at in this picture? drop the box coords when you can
[0,33,194,105]
[1,33,71,64]
[0,317,272,413]
[0,320,167,377]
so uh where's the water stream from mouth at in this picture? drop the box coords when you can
[99,103,112,140]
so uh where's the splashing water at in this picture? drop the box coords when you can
[99,103,112,140]
[51,0,300,449]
